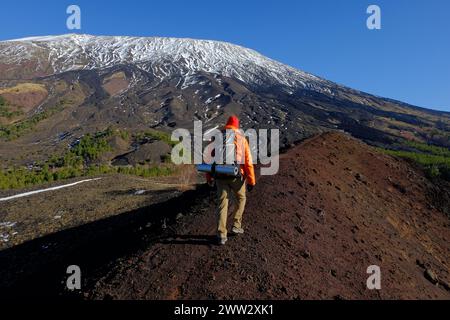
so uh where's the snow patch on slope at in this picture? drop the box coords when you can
[0,34,332,92]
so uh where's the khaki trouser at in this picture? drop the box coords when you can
[216,177,246,239]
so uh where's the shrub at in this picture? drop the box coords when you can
[404,141,450,158]
[0,128,176,190]
[71,133,111,163]
[382,149,450,181]
[0,104,64,140]
[135,129,176,147]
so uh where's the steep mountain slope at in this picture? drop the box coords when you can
[0,34,449,170]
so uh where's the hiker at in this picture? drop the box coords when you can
[206,115,256,245]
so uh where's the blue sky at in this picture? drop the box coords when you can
[1,0,449,111]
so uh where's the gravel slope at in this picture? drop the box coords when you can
[87,132,450,300]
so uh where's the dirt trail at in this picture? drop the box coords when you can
[88,132,450,299]
[1,132,449,299]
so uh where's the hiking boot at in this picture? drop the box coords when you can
[232,227,244,235]
[218,237,228,245]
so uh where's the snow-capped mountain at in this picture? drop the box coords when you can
[0,34,332,92]
[0,34,449,163]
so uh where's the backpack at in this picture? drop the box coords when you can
[212,129,242,179]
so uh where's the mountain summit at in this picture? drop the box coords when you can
[1,34,329,92]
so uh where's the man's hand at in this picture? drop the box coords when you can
[247,184,255,192]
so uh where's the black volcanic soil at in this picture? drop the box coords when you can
[1,132,449,299]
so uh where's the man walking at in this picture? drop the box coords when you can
[207,115,256,245]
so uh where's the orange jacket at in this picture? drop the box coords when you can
[206,124,256,186]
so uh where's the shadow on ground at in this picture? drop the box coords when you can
[0,185,210,299]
